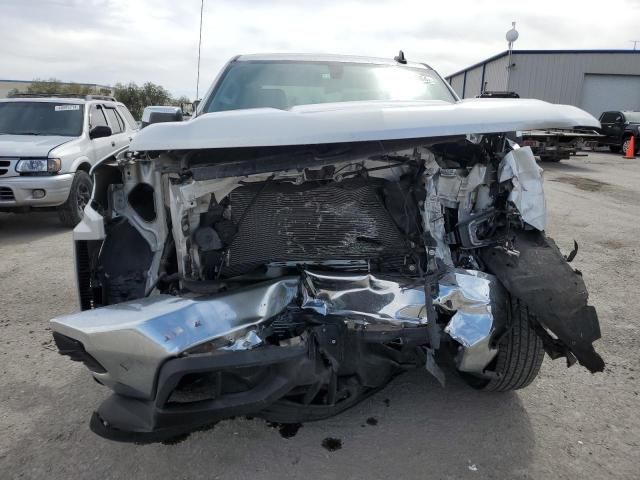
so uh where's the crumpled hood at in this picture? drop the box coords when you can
[130,98,600,151]
[0,134,75,157]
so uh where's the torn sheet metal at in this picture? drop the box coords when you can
[499,146,546,230]
[49,277,299,398]
[221,329,263,351]
[440,270,506,373]
[301,270,429,326]
[422,150,454,266]
[302,269,504,374]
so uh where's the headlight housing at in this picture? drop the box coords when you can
[16,158,62,174]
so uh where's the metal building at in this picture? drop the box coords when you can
[0,79,113,98]
[445,50,640,116]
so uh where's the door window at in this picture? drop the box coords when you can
[104,107,124,133]
[117,105,138,130]
[90,105,109,128]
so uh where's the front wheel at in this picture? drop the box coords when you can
[58,170,93,227]
[461,297,545,392]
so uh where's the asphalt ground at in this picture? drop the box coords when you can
[0,151,638,479]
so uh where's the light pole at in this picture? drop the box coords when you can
[505,22,519,91]
[196,0,204,109]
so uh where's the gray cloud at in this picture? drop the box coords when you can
[1,0,638,98]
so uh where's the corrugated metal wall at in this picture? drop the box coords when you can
[464,66,484,97]
[509,52,640,105]
[449,74,464,97]
[446,51,640,105]
[446,57,508,98]
[483,56,508,92]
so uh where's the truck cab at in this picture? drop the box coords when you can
[598,110,640,154]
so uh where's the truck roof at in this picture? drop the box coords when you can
[235,53,432,70]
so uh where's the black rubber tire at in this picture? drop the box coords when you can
[462,298,545,392]
[609,145,621,153]
[58,170,93,227]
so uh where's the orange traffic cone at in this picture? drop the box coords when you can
[623,136,636,159]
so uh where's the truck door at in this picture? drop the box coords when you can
[610,112,625,141]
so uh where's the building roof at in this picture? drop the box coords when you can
[0,78,112,89]
[446,49,640,79]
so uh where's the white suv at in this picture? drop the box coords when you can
[0,94,137,226]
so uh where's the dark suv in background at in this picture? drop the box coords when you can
[598,111,640,154]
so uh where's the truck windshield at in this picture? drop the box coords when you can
[0,102,84,136]
[205,61,456,113]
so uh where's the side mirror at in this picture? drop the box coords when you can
[89,125,112,139]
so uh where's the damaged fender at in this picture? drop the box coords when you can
[480,229,604,373]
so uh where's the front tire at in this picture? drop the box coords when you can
[462,298,545,392]
[58,170,92,227]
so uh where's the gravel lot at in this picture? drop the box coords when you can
[0,151,638,479]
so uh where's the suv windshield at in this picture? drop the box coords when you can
[0,102,84,136]
[205,61,456,112]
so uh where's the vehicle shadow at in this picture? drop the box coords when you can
[0,212,70,245]
[540,158,595,173]
[3,362,535,480]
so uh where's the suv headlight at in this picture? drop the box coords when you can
[16,158,62,173]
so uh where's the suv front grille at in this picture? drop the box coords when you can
[0,160,10,176]
[0,187,15,201]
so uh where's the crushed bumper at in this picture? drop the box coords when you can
[86,344,308,443]
[51,269,507,441]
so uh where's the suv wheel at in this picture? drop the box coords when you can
[58,170,93,227]
[460,297,545,392]
[622,137,635,155]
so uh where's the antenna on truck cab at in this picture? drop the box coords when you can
[195,0,204,117]
[394,50,407,64]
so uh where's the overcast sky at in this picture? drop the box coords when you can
[1,0,639,99]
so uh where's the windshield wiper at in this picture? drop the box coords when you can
[12,131,45,135]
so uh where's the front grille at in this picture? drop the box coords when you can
[0,160,10,176]
[0,187,14,201]
[224,177,409,276]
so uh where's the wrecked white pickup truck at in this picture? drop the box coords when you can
[50,53,604,443]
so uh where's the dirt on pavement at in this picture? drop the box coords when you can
[0,152,638,479]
